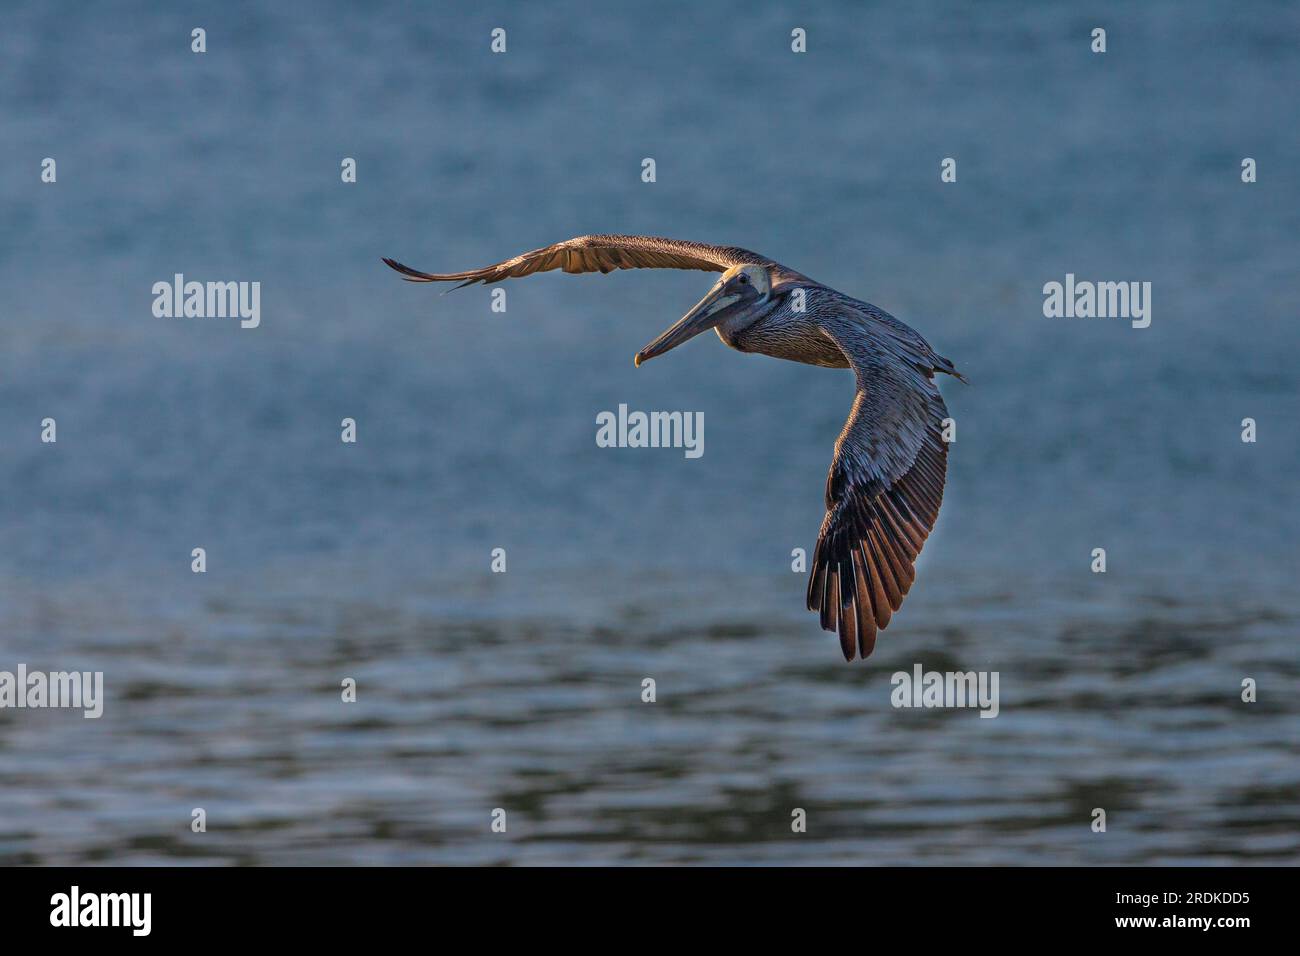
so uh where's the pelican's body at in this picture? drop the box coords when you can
[384,235,964,661]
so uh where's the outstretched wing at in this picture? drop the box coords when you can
[808,308,952,661]
[383,234,771,288]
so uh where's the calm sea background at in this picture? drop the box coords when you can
[1,1,1297,864]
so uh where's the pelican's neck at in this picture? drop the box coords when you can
[713,295,780,351]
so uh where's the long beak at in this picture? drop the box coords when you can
[634,285,740,367]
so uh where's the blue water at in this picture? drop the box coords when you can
[1,1,1297,864]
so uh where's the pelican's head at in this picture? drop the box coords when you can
[634,264,772,366]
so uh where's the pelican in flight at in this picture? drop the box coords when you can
[384,235,964,661]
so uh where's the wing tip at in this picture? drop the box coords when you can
[382,257,429,282]
[935,355,969,384]
[383,256,469,286]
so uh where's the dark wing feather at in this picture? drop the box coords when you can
[808,316,952,661]
[382,234,770,288]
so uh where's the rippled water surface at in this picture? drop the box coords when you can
[1,1,1297,864]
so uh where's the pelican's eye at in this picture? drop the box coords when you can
[737,274,749,285]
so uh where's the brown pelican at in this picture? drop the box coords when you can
[384,235,964,661]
